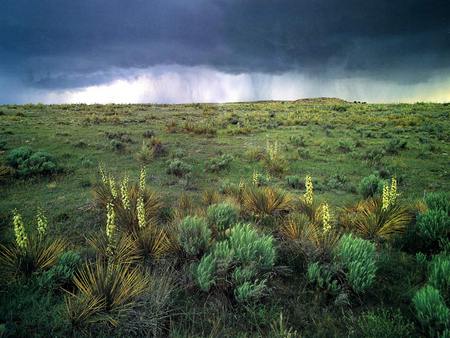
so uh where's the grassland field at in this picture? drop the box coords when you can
[0,98,449,337]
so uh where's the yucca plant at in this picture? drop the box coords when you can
[279,212,309,241]
[0,209,66,280]
[242,186,293,223]
[93,180,163,233]
[132,225,173,263]
[87,233,140,266]
[339,198,412,242]
[67,259,149,327]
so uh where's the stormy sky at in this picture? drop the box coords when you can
[1,0,449,103]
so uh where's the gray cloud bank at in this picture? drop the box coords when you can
[1,0,449,103]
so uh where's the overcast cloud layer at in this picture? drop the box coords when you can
[1,0,449,103]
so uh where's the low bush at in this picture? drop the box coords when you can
[416,209,449,250]
[37,250,81,290]
[205,154,233,173]
[166,159,192,177]
[206,202,239,235]
[285,175,305,189]
[177,216,211,257]
[424,192,449,214]
[358,174,384,198]
[334,234,377,293]
[412,285,449,336]
[6,147,61,177]
[384,138,407,154]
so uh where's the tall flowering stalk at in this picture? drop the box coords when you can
[36,207,48,238]
[252,170,261,186]
[266,139,279,161]
[109,176,118,199]
[137,196,146,229]
[139,166,146,191]
[99,163,108,186]
[106,203,116,243]
[304,175,314,205]
[321,202,331,233]
[382,177,398,211]
[13,210,28,250]
[120,175,130,210]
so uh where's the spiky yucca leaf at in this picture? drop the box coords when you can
[280,212,309,241]
[340,198,412,242]
[0,236,66,279]
[65,294,107,329]
[242,186,293,220]
[70,260,149,324]
[132,225,173,262]
[87,234,139,265]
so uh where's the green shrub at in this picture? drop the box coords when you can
[177,216,211,256]
[205,154,233,173]
[285,175,304,189]
[6,147,60,177]
[234,279,267,303]
[334,234,377,293]
[206,202,239,234]
[416,209,449,247]
[289,135,305,147]
[429,254,450,301]
[228,223,275,270]
[166,159,192,177]
[384,138,407,154]
[37,250,81,290]
[354,308,415,338]
[412,285,449,336]
[358,174,384,198]
[307,262,340,294]
[193,253,216,291]
[425,192,449,214]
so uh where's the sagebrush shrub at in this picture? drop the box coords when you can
[358,174,384,198]
[205,154,233,172]
[424,192,449,214]
[334,234,377,293]
[177,216,211,257]
[193,253,216,291]
[412,285,449,336]
[354,308,414,338]
[207,202,239,234]
[429,253,450,301]
[285,175,304,189]
[234,279,267,303]
[416,209,449,247]
[6,147,60,177]
[37,250,81,290]
[166,159,192,177]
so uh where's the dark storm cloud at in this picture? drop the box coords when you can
[0,0,449,92]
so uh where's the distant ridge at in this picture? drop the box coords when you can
[294,97,350,104]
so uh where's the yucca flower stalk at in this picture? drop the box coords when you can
[252,170,261,186]
[382,184,390,210]
[321,202,331,233]
[13,209,28,250]
[389,177,398,205]
[304,175,314,205]
[109,176,118,199]
[139,166,146,191]
[106,203,116,243]
[137,196,146,229]
[99,163,108,186]
[120,175,130,210]
[239,179,245,191]
[36,207,48,238]
[266,139,279,161]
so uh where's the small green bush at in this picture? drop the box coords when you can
[307,262,340,294]
[206,202,239,233]
[166,159,192,177]
[384,138,407,154]
[6,147,60,177]
[412,285,449,336]
[228,223,275,270]
[285,175,304,189]
[429,254,450,301]
[416,209,449,247]
[354,308,415,338]
[205,154,233,173]
[177,216,211,256]
[37,250,81,290]
[193,253,216,291]
[425,192,449,214]
[234,279,267,303]
[334,234,377,293]
[358,174,384,198]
